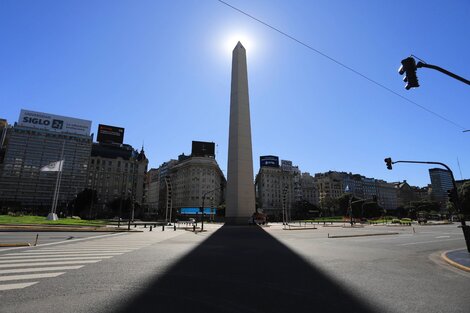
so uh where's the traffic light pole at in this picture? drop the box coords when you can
[386,159,469,252]
[416,62,470,86]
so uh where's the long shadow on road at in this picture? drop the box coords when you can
[116,225,377,313]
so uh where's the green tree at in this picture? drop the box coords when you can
[71,189,97,219]
[458,181,470,216]
[320,196,337,216]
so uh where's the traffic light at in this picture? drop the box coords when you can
[447,188,458,204]
[384,158,393,170]
[398,57,419,90]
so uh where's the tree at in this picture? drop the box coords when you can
[71,189,97,219]
[320,196,337,217]
[107,197,132,219]
[293,200,319,219]
[458,181,470,216]
[362,202,383,218]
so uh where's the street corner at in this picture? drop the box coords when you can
[441,249,470,272]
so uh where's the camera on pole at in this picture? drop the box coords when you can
[398,57,419,90]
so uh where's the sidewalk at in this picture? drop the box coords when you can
[442,249,470,272]
[0,224,133,232]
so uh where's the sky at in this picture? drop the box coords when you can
[1,0,469,188]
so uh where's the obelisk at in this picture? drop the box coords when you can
[226,42,256,224]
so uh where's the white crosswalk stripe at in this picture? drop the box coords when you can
[0,282,38,291]
[0,260,101,269]
[0,272,65,282]
[0,265,84,274]
[0,231,181,291]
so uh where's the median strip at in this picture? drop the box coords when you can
[0,243,31,247]
[328,232,399,238]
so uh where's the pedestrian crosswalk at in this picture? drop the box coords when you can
[0,232,170,291]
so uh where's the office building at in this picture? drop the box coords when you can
[429,168,454,209]
[0,110,92,211]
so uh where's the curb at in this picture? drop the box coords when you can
[328,232,399,238]
[0,242,31,247]
[441,250,470,272]
[284,227,317,231]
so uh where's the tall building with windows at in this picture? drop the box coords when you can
[0,110,92,211]
[86,143,148,215]
[145,142,225,219]
[255,157,301,219]
[429,168,454,209]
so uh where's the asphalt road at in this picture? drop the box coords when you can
[0,223,468,313]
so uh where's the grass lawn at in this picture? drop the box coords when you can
[0,215,107,226]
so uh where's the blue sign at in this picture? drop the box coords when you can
[260,155,279,168]
[180,208,216,215]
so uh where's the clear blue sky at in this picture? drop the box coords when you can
[1,0,469,187]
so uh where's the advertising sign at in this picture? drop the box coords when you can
[97,124,125,144]
[191,141,215,157]
[18,109,91,136]
[260,155,279,168]
[281,160,293,172]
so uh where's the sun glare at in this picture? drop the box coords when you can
[224,33,255,56]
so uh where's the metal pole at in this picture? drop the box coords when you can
[417,62,470,85]
[201,196,205,232]
[390,159,469,251]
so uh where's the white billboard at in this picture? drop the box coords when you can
[18,109,91,136]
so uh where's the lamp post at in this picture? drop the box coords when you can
[282,185,288,227]
[200,186,223,232]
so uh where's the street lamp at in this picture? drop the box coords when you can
[200,185,223,232]
[345,185,353,226]
[282,185,288,227]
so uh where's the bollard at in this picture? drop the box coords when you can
[144,224,147,228]
[134,224,137,228]
[193,224,196,232]
[162,225,165,231]
[34,234,39,246]
[174,224,176,231]
[150,226,153,231]
[154,224,157,228]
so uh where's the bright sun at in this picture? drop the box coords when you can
[224,33,254,55]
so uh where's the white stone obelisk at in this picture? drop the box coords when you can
[226,42,256,224]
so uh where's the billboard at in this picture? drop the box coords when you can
[191,141,215,157]
[281,160,293,172]
[260,155,279,168]
[18,109,91,136]
[180,208,217,215]
[97,124,125,144]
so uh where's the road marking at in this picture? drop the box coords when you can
[35,248,135,252]
[0,260,101,268]
[0,265,84,275]
[397,238,462,246]
[435,236,451,239]
[0,272,65,282]
[1,253,123,259]
[0,256,112,264]
[5,251,130,256]
[0,282,38,291]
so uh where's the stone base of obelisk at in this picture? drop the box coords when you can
[224,216,252,225]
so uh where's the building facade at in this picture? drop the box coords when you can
[255,159,301,219]
[0,110,92,211]
[86,143,148,216]
[429,168,454,209]
[145,143,225,220]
